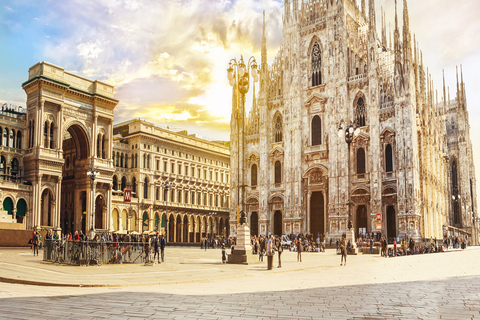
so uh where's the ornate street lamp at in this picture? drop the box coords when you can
[227,55,259,230]
[87,167,100,233]
[338,122,360,227]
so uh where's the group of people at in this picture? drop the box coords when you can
[250,235,283,268]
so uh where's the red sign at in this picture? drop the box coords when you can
[376,213,382,221]
[376,222,382,231]
[124,189,131,203]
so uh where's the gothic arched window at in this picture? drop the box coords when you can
[16,131,22,149]
[356,97,366,127]
[274,115,283,142]
[121,176,127,191]
[357,148,366,174]
[274,161,282,184]
[251,164,257,186]
[101,135,106,159]
[10,129,15,149]
[112,175,118,191]
[132,177,137,194]
[385,144,393,172]
[44,122,48,148]
[49,124,54,148]
[311,43,322,86]
[311,115,322,146]
[144,177,148,199]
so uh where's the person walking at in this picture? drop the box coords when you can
[160,234,166,262]
[221,245,227,264]
[33,231,40,256]
[275,236,283,268]
[369,237,373,254]
[340,237,347,266]
[296,237,302,262]
[153,234,160,263]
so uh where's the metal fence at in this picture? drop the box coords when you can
[43,239,155,266]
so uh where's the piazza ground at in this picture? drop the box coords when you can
[0,246,479,319]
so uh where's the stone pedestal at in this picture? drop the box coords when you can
[227,224,258,264]
[346,229,358,255]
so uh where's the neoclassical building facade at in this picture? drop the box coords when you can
[110,120,230,242]
[229,0,478,244]
[0,62,230,243]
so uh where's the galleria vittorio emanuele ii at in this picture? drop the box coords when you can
[228,0,478,244]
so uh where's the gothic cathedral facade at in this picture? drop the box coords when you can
[230,0,478,244]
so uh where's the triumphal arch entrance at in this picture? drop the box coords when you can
[22,62,117,235]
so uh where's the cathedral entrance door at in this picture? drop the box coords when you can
[273,211,282,236]
[356,205,367,238]
[386,205,396,242]
[250,212,259,236]
[310,192,324,237]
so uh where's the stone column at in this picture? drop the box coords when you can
[55,177,62,228]
[106,183,112,230]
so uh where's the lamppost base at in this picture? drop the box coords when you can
[227,224,260,264]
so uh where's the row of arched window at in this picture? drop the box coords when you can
[0,156,20,180]
[248,144,394,186]
[114,152,129,168]
[1,127,22,149]
[112,175,228,207]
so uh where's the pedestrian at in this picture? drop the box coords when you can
[340,237,347,266]
[369,237,373,254]
[266,235,274,270]
[153,234,160,263]
[204,237,207,251]
[33,231,40,256]
[221,245,227,264]
[275,236,283,268]
[296,237,302,262]
[160,234,166,262]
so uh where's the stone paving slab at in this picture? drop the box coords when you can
[1,246,479,319]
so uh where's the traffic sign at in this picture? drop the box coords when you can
[376,213,381,221]
[124,189,131,202]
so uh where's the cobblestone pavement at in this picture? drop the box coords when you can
[0,247,479,319]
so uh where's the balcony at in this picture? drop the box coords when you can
[348,74,366,82]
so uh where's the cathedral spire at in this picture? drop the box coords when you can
[461,64,465,106]
[443,69,446,105]
[362,0,366,15]
[381,7,387,48]
[284,0,291,24]
[292,0,298,22]
[261,10,268,93]
[456,65,460,105]
[403,0,412,70]
[368,0,376,41]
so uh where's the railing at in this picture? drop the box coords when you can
[348,74,366,82]
[43,239,157,266]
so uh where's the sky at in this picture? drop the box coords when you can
[1,1,480,175]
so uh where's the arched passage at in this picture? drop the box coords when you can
[310,192,324,237]
[2,197,14,217]
[112,208,119,231]
[176,215,182,242]
[95,195,104,229]
[142,212,149,232]
[121,209,128,231]
[41,189,54,227]
[182,215,188,242]
[16,198,27,224]
[168,214,175,242]
[61,123,90,234]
